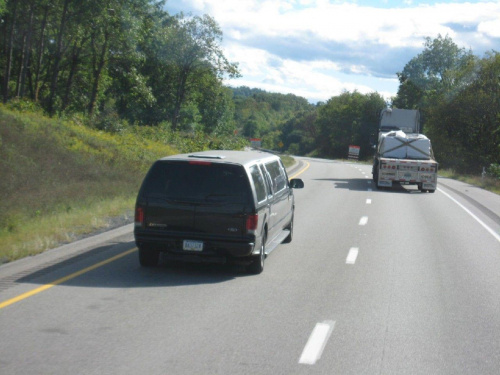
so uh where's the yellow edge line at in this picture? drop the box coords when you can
[289,161,310,179]
[0,247,137,310]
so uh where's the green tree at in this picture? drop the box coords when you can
[316,91,385,159]
[197,83,236,135]
[394,35,474,110]
[425,52,500,172]
[159,14,240,130]
[243,114,263,138]
[281,109,318,155]
[232,87,313,147]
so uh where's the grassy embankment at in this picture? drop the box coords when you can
[0,105,256,264]
[438,169,500,195]
[0,106,176,263]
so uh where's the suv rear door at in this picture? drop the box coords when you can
[138,160,253,240]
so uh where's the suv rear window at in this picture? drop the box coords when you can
[140,161,251,203]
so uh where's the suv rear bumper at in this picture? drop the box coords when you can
[134,230,255,259]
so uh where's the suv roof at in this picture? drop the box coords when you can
[159,150,279,167]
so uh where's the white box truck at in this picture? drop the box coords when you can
[372,109,438,193]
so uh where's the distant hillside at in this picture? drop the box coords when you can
[231,86,268,98]
[230,86,314,149]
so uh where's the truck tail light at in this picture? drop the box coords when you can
[135,206,145,228]
[246,214,259,234]
[420,165,436,172]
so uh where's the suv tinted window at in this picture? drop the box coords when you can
[140,161,251,203]
[249,165,267,202]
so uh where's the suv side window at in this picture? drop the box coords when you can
[249,165,267,203]
[279,159,290,188]
[265,160,286,193]
[259,164,273,197]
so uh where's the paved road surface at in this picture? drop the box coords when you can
[1,157,499,374]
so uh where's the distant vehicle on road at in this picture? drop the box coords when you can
[134,150,304,274]
[372,108,438,193]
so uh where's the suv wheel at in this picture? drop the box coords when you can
[139,247,160,267]
[247,234,266,274]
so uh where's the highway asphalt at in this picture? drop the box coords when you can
[1,157,499,374]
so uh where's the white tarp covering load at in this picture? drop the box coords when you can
[378,131,432,159]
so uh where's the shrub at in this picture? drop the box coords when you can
[487,163,500,180]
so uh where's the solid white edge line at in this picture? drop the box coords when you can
[299,321,336,365]
[438,188,500,243]
[346,247,359,264]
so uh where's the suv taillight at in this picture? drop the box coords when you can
[246,214,258,234]
[135,206,144,228]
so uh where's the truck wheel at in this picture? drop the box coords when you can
[283,214,294,243]
[139,247,159,267]
[247,234,266,274]
[429,190,436,193]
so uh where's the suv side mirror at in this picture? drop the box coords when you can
[289,178,304,189]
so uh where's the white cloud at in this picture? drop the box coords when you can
[169,0,500,101]
[478,19,500,38]
[193,1,500,47]
[224,43,380,102]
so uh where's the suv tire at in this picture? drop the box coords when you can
[247,234,266,274]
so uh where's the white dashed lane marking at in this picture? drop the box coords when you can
[299,321,336,365]
[359,216,368,226]
[346,248,359,264]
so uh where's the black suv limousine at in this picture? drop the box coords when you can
[134,150,304,274]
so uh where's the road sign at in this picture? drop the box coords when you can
[250,138,262,148]
[348,145,360,160]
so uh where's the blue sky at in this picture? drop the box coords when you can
[165,0,500,102]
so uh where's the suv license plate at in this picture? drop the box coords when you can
[183,240,203,252]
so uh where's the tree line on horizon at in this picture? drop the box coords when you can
[1,1,498,175]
